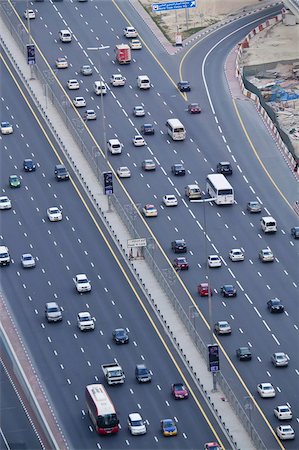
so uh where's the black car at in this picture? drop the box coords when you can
[135,364,151,383]
[267,298,284,313]
[171,239,187,253]
[141,123,155,135]
[236,347,252,361]
[177,81,191,92]
[23,158,36,172]
[112,328,129,344]
[217,161,233,175]
[221,284,237,297]
[291,226,299,238]
[54,164,69,181]
[171,163,185,176]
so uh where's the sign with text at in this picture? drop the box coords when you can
[208,344,220,372]
[103,171,113,195]
[26,44,36,65]
[127,238,147,248]
[152,0,196,12]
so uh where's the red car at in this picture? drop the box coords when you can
[188,102,201,114]
[197,282,213,297]
[204,443,221,450]
[173,257,189,270]
[171,383,189,399]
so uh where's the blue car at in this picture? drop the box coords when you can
[161,418,177,436]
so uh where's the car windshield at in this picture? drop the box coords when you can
[131,419,142,426]
[164,420,173,427]
[272,299,280,305]
[23,256,32,261]
[78,278,87,284]
[48,307,58,312]
[174,384,184,390]
[138,368,148,375]
[81,316,90,321]
[116,330,126,337]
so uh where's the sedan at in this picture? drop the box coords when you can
[55,57,68,69]
[229,248,244,261]
[143,204,158,217]
[163,195,178,207]
[259,248,274,262]
[171,163,185,176]
[267,298,284,313]
[208,255,221,268]
[204,443,221,450]
[276,425,295,440]
[171,239,187,253]
[197,282,212,297]
[171,383,189,399]
[9,175,21,188]
[80,64,93,75]
[73,96,86,107]
[77,312,95,331]
[21,253,36,268]
[247,201,262,213]
[274,405,293,420]
[23,158,36,172]
[271,352,289,367]
[188,102,201,113]
[216,161,232,175]
[1,121,13,134]
[142,159,156,171]
[127,413,146,435]
[173,257,189,270]
[24,9,36,19]
[177,80,190,92]
[123,26,138,38]
[0,196,12,210]
[129,39,142,49]
[221,284,237,297]
[141,123,155,135]
[132,135,145,146]
[161,418,177,437]
[47,207,63,222]
[214,321,232,335]
[236,347,252,361]
[291,226,299,238]
[112,328,129,344]
[133,105,145,117]
[117,166,131,178]
[257,382,276,398]
[67,79,80,90]
[84,109,97,120]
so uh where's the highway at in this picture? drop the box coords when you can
[2,0,299,448]
[0,51,230,449]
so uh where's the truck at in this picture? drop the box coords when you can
[101,362,125,385]
[115,44,131,64]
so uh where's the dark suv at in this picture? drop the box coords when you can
[54,164,69,181]
[141,123,155,135]
[217,161,232,175]
[135,364,151,383]
[267,298,284,313]
[171,239,187,253]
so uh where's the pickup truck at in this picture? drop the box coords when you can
[101,362,125,385]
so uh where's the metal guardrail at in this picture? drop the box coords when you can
[0,5,268,450]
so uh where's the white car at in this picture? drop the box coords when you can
[127,413,146,435]
[74,274,91,293]
[67,79,80,90]
[259,248,274,262]
[21,253,36,268]
[257,382,276,398]
[47,207,63,222]
[276,425,295,440]
[163,195,178,207]
[208,255,222,268]
[73,96,86,107]
[143,204,158,217]
[117,167,131,178]
[129,39,142,50]
[123,26,138,38]
[77,312,95,331]
[0,196,12,210]
[133,105,145,117]
[229,248,244,261]
[271,352,289,367]
[132,135,145,147]
[55,57,68,69]
[84,109,97,120]
[24,9,35,19]
[1,121,13,134]
[110,74,126,86]
[274,405,293,420]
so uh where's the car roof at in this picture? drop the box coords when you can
[78,311,90,317]
[46,301,58,308]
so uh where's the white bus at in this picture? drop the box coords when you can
[166,118,186,141]
[206,174,234,205]
[85,384,119,435]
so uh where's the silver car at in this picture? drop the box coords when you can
[271,352,289,367]
[45,302,62,322]
[80,64,93,75]
[133,106,145,117]
[259,248,274,262]
[21,253,36,268]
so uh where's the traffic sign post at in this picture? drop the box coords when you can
[152,0,196,12]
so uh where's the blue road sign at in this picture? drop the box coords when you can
[152,0,196,12]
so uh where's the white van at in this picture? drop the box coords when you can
[0,246,10,266]
[185,184,201,200]
[137,75,150,90]
[107,139,123,154]
[94,81,107,95]
[59,30,72,42]
[261,216,277,233]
